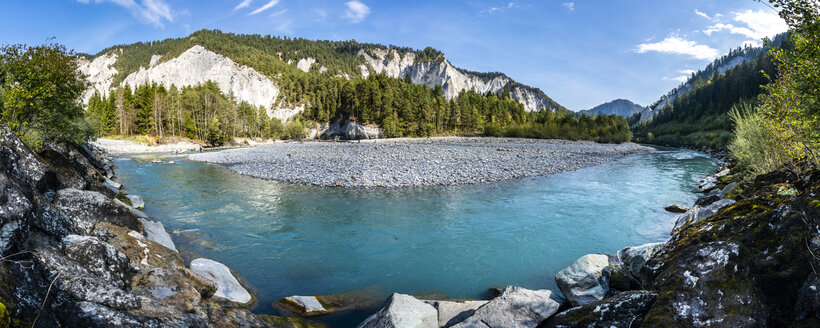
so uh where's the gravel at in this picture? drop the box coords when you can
[188,137,653,188]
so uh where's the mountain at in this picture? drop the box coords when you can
[579,99,646,117]
[78,29,567,122]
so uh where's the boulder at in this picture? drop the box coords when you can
[424,300,487,328]
[126,194,145,209]
[278,296,328,317]
[357,293,437,328]
[555,254,610,306]
[62,234,132,288]
[68,301,161,328]
[664,204,688,213]
[273,286,384,317]
[697,176,718,192]
[606,254,631,291]
[0,173,32,254]
[91,222,184,270]
[30,192,77,238]
[34,247,140,310]
[190,258,252,305]
[53,188,143,233]
[139,218,176,251]
[545,290,657,328]
[450,286,562,328]
[131,267,217,312]
[0,127,58,194]
[619,242,665,279]
[672,199,736,233]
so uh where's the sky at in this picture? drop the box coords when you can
[0,0,789,111]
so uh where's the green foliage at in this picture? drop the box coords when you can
[493,112,632,143]
[206,115,224,146]
[283,120,306,140]
[0,42,91,144]
[728,103,792,175]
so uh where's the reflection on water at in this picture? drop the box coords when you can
[115,147,715,326]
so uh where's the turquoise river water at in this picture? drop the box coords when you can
[114,146,715,326]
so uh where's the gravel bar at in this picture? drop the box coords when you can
[188,137,654,188]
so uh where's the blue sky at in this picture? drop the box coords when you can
[0,1,788,111]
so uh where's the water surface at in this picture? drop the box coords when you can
[115,147,714,326]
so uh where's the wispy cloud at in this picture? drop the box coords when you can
[703,9,787,39]
[249,0,279,16]
[563,2,575,12]
[694,9,711,20]
[345,1,370,23]
[664,70,697,83]
[636,36,719,60]
[234,0,252,11]
[270,9,287,17]
[77,0,174,27]
[485,2,517,14]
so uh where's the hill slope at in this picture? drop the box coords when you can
[580,99,645,117]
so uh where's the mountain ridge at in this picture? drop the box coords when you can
[579,99,645,117]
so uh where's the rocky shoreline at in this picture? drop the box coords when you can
[188,137,653,188]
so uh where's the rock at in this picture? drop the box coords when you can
[38,144,88,190]
[139,218,176,251]
[721,181,738,197]
[91,222,184,270]
[714,168,730,178]
[619,242,665,279]
[450,286,562,328]
[319,121,383,140]
[126,195,145,209]
[357,293,438,328]
[53,188,144,233]
[694,194,720,207]
[62,234,132,288]
[0,172,32,254]
[555,254,611,306]
[69,301,161,328]
[190,258,252,305]
[424,300,487,328]
[672,199,737,233]
[606,254,631,291]
[131,267,216,312]
[34,247,140,310]
[104,177,122,190]
[30,192,77,238]
[274,286,384,317]
[664,204,688,213]
[278,296,327,317]
[545,290,657,328]
[697,176,718,192]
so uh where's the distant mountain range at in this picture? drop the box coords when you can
[579,99,646,117]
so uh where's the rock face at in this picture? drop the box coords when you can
[297,57,316,72]
[619,242,665,279]
[555,254,611,306]
[189,258,253,305]
[52,188,144,233]
[121,45,279,110]
[451,286,562,328]
[358,48,562,113]
[357,293,438,328]
[77,52,118,104]
[545,290,658,328]
[319,121,383,140]
[671,199,736,233]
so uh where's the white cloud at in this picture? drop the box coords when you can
[694,9,711,20]
[270,9,287,17]
[77,0,174,27]
[345,1,370,23]
[664,70,696,83]
[234,0,252,11]
[484,3,516,14]
[249,0,279,16]
[679,69,696,75]
[704,9,788,39]
[563,2,575,11]
[636,36,719,60]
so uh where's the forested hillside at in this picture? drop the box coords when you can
[630,43,779,147]
[83,29,631,144]
[580,99,645,117]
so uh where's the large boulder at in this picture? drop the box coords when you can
[0,173,32,254]
[91,222,184,270]
[190,258,252,305]
[619,242,665,279]
[424,300,487,328]
[545,290,657,328]
[0,127,58,194]
[555,254,610,306]
[138,218,176,251]
[62,234,132,288]
[53,188,143,233]
[357,293,438,328]
[451,286,562,328]
[130,267,216,312]
[671,199,736,234]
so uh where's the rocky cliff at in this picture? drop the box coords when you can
[358,48,564,113]
[0,128,323,327]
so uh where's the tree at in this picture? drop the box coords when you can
[206,114,223,146]
[0,42,89,144]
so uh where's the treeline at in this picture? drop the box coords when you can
[492,111,632,143]
[86,81,306,146]
[631,52,776,148]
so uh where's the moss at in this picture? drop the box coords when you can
[0,302,8,328]
[115,192,133,206]
[811,200,820,209]
[256,315,326,328]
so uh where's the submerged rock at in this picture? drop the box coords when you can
[555,254,610,306]
[278,295,327,317]
[450,286,562,328]
[274,285,385,318]
[664,204,688,213]
[545,290,657,328]
[357,293,438,328]
[189,258,252,305]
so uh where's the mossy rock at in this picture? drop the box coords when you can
[257,315,326,328]
[115,192,133,206]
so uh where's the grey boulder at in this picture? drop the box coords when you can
[53,188,143,233]
[451,286,562,328]
[545,290,657,328]
[555,254,611,306]
[672,199,736,233]
[424,300,487,328]
[189,258,252,305]
[357,293,438,328]
[619,242,665,278]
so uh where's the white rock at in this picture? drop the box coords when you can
[296,58,316,72]
[126,194,145,209]
[190,258,252,304]
[451,287,562,328]
[555,254,611,306]
[357,293,438,328]
[77,52,118,105]
[139,218,177,251]
[285,295,326,315]
[121,45,279,111]
[424,300,488,327]
[673,199,737,232]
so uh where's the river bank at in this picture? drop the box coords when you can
[189,137,653,188]
[93,136,275,155]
